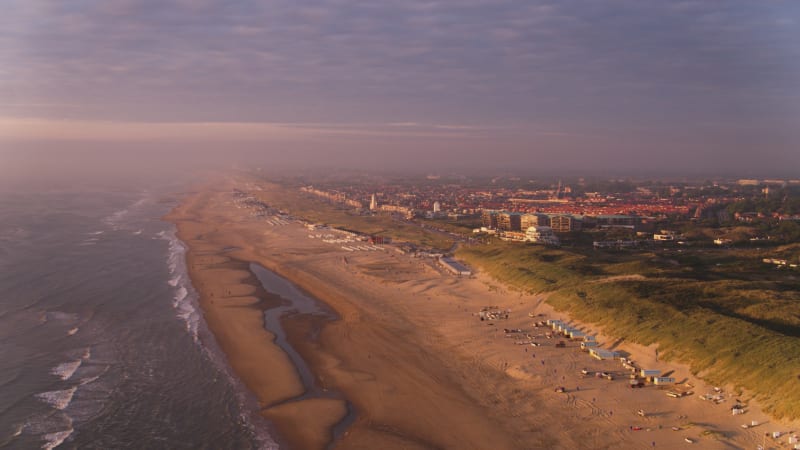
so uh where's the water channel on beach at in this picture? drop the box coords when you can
[249,263,356,445]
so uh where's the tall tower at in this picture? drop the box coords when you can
[433,201,441,213]
[370,194,377,211]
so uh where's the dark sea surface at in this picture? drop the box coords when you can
[0,182,274,449]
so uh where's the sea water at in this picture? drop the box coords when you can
[0,181,274,449]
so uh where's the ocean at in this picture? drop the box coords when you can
[0,181,274,449]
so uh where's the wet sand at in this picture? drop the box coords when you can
[167,179,798,450]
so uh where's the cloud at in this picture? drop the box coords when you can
[0,118,495,142]
[0,0,798,173]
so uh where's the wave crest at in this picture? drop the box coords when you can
[51,361,81,381]
[36,387,77,410]
[161,229,199,343]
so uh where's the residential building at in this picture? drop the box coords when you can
[521,213,550,229]
[497,212,522,231]
[481,210,499,229]
[549,214,581,232]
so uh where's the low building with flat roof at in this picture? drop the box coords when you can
[524,226,560,246]
[439,257,472,276]
[589,348,620,360]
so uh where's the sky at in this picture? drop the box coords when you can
[1,0,799,176]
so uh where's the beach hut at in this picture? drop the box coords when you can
[569,330,586,340]
[653,377,676,385]
[589,348,619,360]
[580,341,599,351]
[640,369,661,378]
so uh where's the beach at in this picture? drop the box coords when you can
[166,178,797,449]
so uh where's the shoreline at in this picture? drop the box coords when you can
[163,226,283,449]
[167,179,798,449]
[166,190,347,450]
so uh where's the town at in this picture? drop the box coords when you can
[292,174,800,256]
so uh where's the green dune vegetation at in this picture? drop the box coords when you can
[457,240,800,420]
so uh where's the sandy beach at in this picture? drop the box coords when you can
[166,178,798,450]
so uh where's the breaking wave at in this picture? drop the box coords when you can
[51,361,81,381]
[160,230,199,343]
[42,427,73,450]
[102,194,150,230]
[36,387,77,410]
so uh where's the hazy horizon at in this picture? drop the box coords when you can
[2,1,799,178]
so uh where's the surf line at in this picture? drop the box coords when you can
[250,263,357,445]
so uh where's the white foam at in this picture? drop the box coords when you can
[67,327,78,336]
[42,427,73,450]
[46,312,78,323]
[173,286,188,305]
[36,387,77,410]
[103,208,128,228]
[161,228,200,343]
[102,193,150,230]
[132,229,143,235]
[87,231,104,236]
[79,375,100,386]
[81,347,91,360]
[51,361,81,381]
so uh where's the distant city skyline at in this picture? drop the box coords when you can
[1,0,799,174]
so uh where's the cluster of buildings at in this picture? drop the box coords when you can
[299,177,800,250]
[301,181,691,222]
[480,210,646,233]
[301,186,363,209]
[477,210,654,246]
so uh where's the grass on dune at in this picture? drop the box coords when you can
[457,240,800,420]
